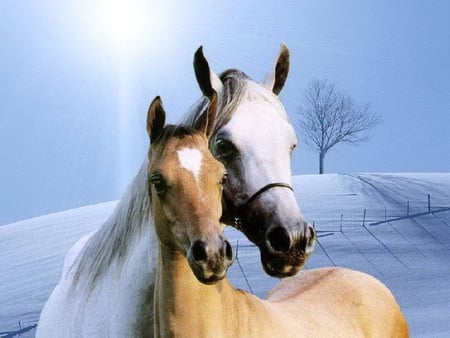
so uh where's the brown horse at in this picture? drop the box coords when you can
[150,96,409,338]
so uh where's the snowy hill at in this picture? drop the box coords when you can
[1,173,450,337]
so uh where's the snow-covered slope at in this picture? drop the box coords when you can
[1,173,450,337]
[0,202,117,336]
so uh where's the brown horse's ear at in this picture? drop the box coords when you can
[193,46,223,99]
[264,43,290,95]
[147,96,166,143]
[194,92,217,139]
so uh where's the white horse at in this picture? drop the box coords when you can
[37,45,315,337]
[146,97,408,338]
[186,46,315,276]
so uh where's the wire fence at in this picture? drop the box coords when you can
[0,321,37,338]
[233,193,450,290]
[310,193,450,233]
[306,193,450,273]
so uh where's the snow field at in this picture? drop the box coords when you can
[1,174,449,337]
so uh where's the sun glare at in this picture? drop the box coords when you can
[98,0,148,50]
[83,0,180,189]
[90,0,176,57]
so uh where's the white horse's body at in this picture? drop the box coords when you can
[37,163,157,337]
[38,233,152,337]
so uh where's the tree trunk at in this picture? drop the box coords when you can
[319,152,325,174]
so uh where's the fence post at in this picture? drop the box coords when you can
[384,206,387,222]
[363,209,366,227]
[428,194,431,212]
[407,201,410,217]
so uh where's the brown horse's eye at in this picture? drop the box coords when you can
[150,172,167,194]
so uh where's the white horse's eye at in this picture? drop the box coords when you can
[220,171,228,185]
[215,139,238,160]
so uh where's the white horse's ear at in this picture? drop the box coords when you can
[194,46,223,99]
[147,96,166,143]
[194,92,217,139]
[263,44,290,95]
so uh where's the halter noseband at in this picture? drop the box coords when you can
[225,182,294,229]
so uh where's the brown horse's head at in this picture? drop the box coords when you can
[147,96,233,284]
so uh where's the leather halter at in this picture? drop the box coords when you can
[224,182,294,229]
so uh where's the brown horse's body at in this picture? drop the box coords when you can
[155,248,408,338]
[144,95,408,338]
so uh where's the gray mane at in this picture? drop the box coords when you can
[72,160,152,291]
[181,69,251,136]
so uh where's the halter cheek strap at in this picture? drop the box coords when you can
[224,183,294,229]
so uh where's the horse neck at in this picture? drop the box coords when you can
[154,242,274,338]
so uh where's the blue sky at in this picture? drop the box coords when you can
[1,1,449,224]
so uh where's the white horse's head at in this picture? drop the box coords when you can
[190,46,316,277]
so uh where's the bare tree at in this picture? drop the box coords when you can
[298,79,381,174]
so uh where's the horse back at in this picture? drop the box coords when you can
[266,267,409,337]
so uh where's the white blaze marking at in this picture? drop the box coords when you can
[177,148,203,181]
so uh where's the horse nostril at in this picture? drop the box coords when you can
[308,223,316,239]
[305,223,317,253]
[266,226,291,252]
[224,240,233,261]
[191,240,208,263]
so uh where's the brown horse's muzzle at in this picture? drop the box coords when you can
[188,235,234,284]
